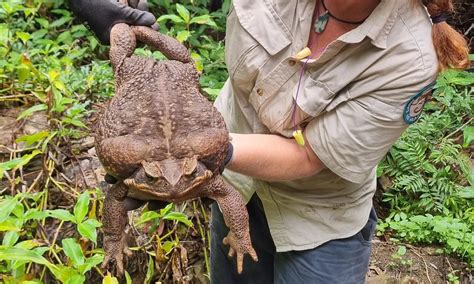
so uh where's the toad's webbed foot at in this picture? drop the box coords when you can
[223,230,258,274]
[205,175,258,274]
[101,227,133,276]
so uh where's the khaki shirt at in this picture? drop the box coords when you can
[215,0,438,251]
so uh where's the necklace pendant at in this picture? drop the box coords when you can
[314,11,329,33]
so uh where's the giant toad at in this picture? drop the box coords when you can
[95,22,257,275]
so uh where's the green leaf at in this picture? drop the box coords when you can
[16,31,31,44]
[1,3,16,15]
[0,197,19,222]
[62,117,87,128]
[0,219,22,231]
[159,203,173,216]
[161,240,177,254]
[189,15,217,27]
[397,245,407,256]
[85,218,101,227]
[2,231,19,247]
[78,219,99,244]
[31,29,48,40]
[47,69,60,81]
[52,87,69,109]
[103,273,120,284]
[447,238,461,250]
[421,161,437,173]
[163,212,193,227]
[62,238,85,268]
[137,211,161,225]
[125,271,132,284]
[47,209,76,223]
[36,18,49,28]
[89,35,98,50]
[15,240,43,251]
[191,52,203,72]
[0,247,57,270]
[53,264,81,283]
[16,131,50,146]
[145,256,155,284]
[176,30,190,43]
[202,88,221,100]
[462,126,474,148]
[16,65,30,82]
[77,254,103,274]
[57,31,72,44]
[175,4,190,23]
[0,24,8,47]
[0,150,42,179]
[34,246,49,257]
[65,274,86,284]
[23,209,49,221]
[50,16,72,28]
[17,104,47,120]
[74,191,90,224]
[458,186,474,199]
[157,14,185,24]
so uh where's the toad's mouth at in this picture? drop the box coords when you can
[123,170,213,202]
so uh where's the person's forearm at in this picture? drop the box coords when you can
[226,133,325,181]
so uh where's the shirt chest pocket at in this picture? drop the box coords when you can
[250,73,350,136]
[225,0,292,90]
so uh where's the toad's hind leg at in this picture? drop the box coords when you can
[131,26,191,63]
[204,176,258,274]
[101,182,133,276]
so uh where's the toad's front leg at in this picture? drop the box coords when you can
[205,176,258,274]
[101,181,133,276]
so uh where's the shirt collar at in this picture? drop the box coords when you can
[338,0,400,49]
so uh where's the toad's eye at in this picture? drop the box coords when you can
[144,172,155,181]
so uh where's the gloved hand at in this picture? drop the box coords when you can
[70,0,156,44]
[219,142,234,174]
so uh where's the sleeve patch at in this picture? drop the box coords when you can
[403,82,436,124]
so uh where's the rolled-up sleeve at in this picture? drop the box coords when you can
[305,91,413,183]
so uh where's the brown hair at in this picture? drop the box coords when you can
[416,0,470,71]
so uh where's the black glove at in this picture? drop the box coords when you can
[70,0,156,44]
[219,142,234,174]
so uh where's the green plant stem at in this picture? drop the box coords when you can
[444,117,473,140]
[0,145,39,153]
[40,265,47,282]
[50,220,64,252]
[26,170,43,193]
[195,200,210,275]
[49,245,63,265]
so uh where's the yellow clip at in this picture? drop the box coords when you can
[294,47,312,60]
[293,130,305,146]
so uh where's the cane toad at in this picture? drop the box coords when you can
[95,23,257,275]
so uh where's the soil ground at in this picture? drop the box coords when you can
[368,239,472,284]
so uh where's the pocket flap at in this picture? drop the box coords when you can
[233,0,292,55]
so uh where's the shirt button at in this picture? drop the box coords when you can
[257,89,264,96]
[288,60,296,66]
